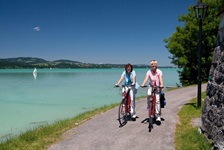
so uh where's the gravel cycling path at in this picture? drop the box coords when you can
[48,84,207,150]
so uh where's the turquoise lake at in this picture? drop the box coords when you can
[0,68,180,140]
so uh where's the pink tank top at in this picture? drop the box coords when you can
[146,69,162,86]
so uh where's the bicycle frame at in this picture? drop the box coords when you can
[148,86,160,131]
[122,85,131,113]
[142,85,160,132]
[149,86,159,114]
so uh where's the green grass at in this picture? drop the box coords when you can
[175,92,212,150]
[0,103,119,150]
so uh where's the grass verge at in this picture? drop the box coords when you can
[175,92,212,150]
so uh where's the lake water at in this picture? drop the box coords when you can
[0,68,180,140]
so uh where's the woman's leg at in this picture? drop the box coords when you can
[130,87,136,117]
[155,93,161,121]
[147,87,152,108]
[155,93,160,114]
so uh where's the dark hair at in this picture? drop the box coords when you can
[125,63,133,72]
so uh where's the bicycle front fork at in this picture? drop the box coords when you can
[148,95,155,116]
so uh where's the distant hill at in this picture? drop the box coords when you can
[1,57,47,64]
[0,57,126,69]
[0,57,174,69]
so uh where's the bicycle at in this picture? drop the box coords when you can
[141,85,162,132]
[115,85,132,127]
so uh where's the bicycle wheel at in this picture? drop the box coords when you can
[148,102,153,132]
[118,99,127,127]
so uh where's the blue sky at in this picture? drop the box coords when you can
[1,0,197,66]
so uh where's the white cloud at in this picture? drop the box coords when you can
[34,27,40,31]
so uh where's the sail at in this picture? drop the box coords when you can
[33,68,37,74]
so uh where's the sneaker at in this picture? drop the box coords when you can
[156,116,161,122]
[132,115,137,118]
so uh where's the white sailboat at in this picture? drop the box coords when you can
[33,68,37,75]
[33,68,37,79]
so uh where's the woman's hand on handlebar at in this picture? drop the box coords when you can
[114,83,119,87]
[159,86,164,91]
[140,84,148,88]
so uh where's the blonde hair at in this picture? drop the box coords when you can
[150,60,158,66]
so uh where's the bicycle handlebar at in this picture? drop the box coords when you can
[140,85,148,88]
[140,85,164,88]
[114,85,134,88]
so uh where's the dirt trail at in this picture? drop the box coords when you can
[48,84,207,150]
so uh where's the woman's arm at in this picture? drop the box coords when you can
[141,75,148,87]
[115,76,124,86]
[132,75,136,86]
[159,74,163,88]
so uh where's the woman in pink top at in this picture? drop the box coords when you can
[141,60,164,122]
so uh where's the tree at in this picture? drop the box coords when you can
[164,0,223,86]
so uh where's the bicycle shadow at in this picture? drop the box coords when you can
[141,117,165,126]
